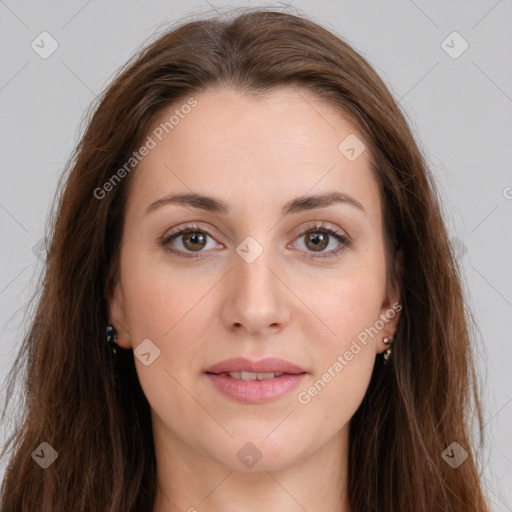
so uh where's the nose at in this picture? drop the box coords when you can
[221,246,290,336]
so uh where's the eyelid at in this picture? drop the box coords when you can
[161,222,224,254]
[288,221,350,258]
[164,222,219,240]
[291,220,347,239]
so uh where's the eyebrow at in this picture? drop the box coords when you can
[145,191,365,216]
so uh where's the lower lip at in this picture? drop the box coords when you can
[205,372,307,404]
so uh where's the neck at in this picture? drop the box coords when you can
[151,414,351,512]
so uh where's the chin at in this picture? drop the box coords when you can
[212,432,308,472]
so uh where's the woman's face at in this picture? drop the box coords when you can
[109,86,400,472]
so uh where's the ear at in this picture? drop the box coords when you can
[376,248,403,354]
[107,281,132,349]
[376,298,402,354]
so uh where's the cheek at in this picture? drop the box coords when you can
[299,269,384,344]
[296,281,379,424]
[120,250,220,394]
[294,271,382,406]
[120,246,214,339]
[297,349,374,440]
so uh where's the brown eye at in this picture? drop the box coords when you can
[181,231,207,251]
[294,224,350,259]
[304,232,329,252]
[160,222,349,261]
[160,223,220,259]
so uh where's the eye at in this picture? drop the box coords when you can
[159,221,350,260]
[159,222,220,259]
[291,222,350,259]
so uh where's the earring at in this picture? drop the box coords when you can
[106,324,119,354]
[382,336,393,365]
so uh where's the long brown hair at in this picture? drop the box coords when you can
[1,7,489,511]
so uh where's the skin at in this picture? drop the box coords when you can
[108,85,401,512]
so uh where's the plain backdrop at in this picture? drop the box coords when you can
[1,0,511,509]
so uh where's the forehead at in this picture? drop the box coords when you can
[125,86,380,223]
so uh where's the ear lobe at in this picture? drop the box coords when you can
[107,283,131,349]
[376,295,402,354]
[377,266,402,355]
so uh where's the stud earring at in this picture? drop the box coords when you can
[382,336,393,365]
[106,324,119,354]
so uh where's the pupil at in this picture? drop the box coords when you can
[308,233,327,251]
[185,232,205,250]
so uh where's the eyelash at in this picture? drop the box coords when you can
[158,222,350,260]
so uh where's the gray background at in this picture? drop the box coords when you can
[1,0,511,509]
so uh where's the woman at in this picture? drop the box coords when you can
[0,8,490,511]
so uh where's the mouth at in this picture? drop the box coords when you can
[204,358,308,403]
[204,371,307,404]
[205,370,303,381]
[204,356,307,376]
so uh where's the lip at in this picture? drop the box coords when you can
[204,357,306,375]
[204,357,308,404]
[205,373,307,404]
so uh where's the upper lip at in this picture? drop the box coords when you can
[205,357,307,375]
